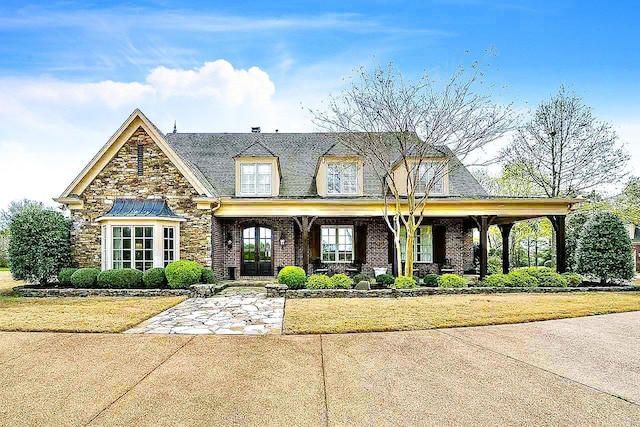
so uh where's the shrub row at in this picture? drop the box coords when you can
[481,267,582,288]
[57,261,216,289]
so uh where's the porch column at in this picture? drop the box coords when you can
[498,223,513,274]
[479,216,489,280]
[549,215,567,273]
[293,216,317,274]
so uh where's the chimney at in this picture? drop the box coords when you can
[251,127,261,133]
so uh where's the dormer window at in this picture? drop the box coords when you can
[416,162,446,195]
[241,163,272,196]
[327,162,358,195]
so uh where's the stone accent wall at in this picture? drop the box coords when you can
[265,283,639,299]
[70,126,212,268]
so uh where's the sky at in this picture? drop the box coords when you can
[0,0,638,211]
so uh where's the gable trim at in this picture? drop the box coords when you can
[57,109,215,201]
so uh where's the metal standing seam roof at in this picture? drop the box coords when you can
[164,133,489,198]
[101,198,183,219]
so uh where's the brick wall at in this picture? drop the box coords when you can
[70,126,212,268]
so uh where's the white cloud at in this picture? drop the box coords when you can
[0,59,305,211]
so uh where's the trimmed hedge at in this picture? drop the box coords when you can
[70,268,100,288]
[58,268,78,286]
[438,274,467,288]
[165,260,202,288]
[507,270,538,287]
[484,273,511,288]
[97,268,143,288]
[376,274,395,287]
[562,272,583,287]
[423,274,440,287]
[200,268,216,284]
[277,266,307,289]
[307,274,332,289]
[513,267,567,287]
[394,276,417,289]
[330,273,352,289]
[352,273,371,284]
[143,268,167,288]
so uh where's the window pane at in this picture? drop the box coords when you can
[123,227,131,238]
[144,227,153,237]
[135,227,143,238]
[113,227,122,238]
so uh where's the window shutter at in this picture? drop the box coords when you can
[433,225,446,264]
[355,225,367,264]
[388,229,395,264]
[309,224,321,259]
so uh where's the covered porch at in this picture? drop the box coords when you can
[207,197,578,280]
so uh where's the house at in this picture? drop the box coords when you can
[55,109,579,280]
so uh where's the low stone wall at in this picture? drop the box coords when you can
[190,283,231,297]
[13,286,191,298]
[265,283,640,299]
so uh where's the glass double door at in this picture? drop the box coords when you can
[241,227,273,276]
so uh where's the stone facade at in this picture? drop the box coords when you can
[265,283,639,299]
[70,126,212,268]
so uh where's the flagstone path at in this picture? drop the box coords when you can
[124,287,285,335]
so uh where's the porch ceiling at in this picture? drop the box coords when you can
[212,198,580,218]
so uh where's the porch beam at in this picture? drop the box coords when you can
[498,223,514,274]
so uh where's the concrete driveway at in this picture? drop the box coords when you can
[0,312,639,426]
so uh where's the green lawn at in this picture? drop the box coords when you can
[284,292,640,334]
[0,267,9,272]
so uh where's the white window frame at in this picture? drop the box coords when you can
[327,162,358,195]
[163,226,177,267]
[100,220,182,271]
[400,225,433,263]
[415,162,445,195]
[321,225,354,263]
[240,163,272,196]
[111,225,155,271]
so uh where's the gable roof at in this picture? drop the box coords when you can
[57,109,216,200]
[165,133,488,198]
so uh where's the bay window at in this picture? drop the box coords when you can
[321,225,354,263]
[112,226,154,271]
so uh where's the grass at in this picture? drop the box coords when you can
[284,292,640,334]
[0,267,9,271]
[0,271,186,332]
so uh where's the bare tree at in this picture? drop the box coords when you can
[501,86,628,199]
[313,62,513,277]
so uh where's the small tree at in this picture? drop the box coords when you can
[565,211,589,272]
[0,199,45,229]
[0,229,8,268]
[576,211,634,284]
[313,61,512,277]
[8,206,71,285]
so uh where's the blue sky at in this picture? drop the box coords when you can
[0,0,638,210]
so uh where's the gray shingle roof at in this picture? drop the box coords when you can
[164,133,487,198]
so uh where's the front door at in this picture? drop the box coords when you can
[241,226,273,276]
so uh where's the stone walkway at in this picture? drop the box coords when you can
[124,288,284,335]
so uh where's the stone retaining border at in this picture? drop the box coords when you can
[265,283,640,298]
[13,286,191,298]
